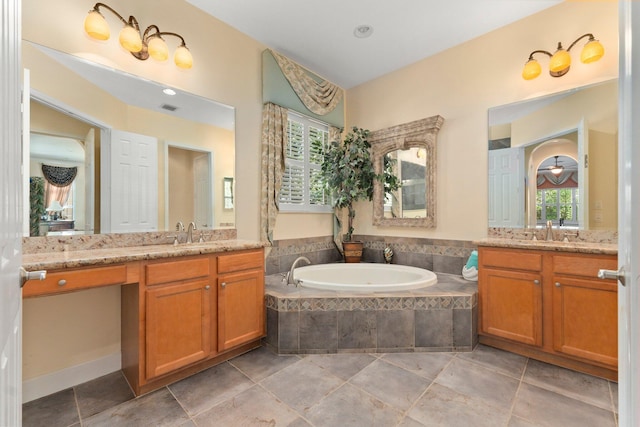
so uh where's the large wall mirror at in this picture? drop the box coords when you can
[24,41,236,237]
[488,79,617,231]
[371,115,444,228]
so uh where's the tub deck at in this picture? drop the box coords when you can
[265,272,478,354]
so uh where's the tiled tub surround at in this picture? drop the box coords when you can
[266,235,476,276]
[265,273,478,354]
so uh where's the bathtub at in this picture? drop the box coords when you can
[293,263,437,292]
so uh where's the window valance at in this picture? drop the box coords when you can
[42,164,77,187]
[270,50,343,116]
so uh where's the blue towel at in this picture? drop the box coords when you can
[465,250,478,269]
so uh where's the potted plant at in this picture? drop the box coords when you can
[321,127,400,262]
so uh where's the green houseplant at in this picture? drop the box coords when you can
[321,127,400,262]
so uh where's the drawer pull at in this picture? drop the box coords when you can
[221,282,227,288]
[533,279,540,285]
[555,282,561,287]
[205,285,210,290]
[58,279,67,287]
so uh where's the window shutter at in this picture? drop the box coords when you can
[279,113,331,212]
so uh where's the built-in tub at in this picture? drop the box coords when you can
[293,263,437,292]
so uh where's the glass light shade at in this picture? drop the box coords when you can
[549,49,571,73]
[174,45,193,69]
[551,166,564,175]
[84,11,110,40]
[522,59,541,80]
[119,25,142,52]
[581,40,605,64]
[148,37,169,61]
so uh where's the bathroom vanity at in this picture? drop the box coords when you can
[22,240,265,396]
[477,240,617,380]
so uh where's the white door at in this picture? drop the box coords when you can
[577,118,589,228]
[101,129,158,233]
[193,153,213,229]
[1,0,23,424]
[84,128,95,233]
[616,2,640,425]
[488,147,524,228]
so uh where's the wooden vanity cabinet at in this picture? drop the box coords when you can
[144,256,214,380]
[478,246,618,380]
[217,250,265,351]
[122,248,265,395]
[551,254,618,369]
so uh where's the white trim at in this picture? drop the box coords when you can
[22,352,121,403]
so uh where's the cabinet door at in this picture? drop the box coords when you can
[218,269,265,351]
[146,280,211,379]
[479,268,542,346]
[552,276,617,368]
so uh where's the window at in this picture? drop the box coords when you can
[279,112,332,212]
[536,188,579,226]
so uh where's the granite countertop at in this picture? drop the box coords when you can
[22,239,265,271]
[474,238,617,255]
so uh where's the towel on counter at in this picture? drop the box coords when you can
[462,250,478,281]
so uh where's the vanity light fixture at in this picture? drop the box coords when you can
[84,2,193,69]
[522,33,604,80]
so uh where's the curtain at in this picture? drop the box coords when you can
[536,171,578,189]
[328,126,344,254]
[41,164,76,214]
[271,50,343,116]
[260,103,289,245]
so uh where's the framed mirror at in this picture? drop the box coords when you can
[371,115,444,228]
[488,79,617,231]
[24,41,236,237]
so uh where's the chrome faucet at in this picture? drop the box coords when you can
[176,221,185,232]
[545,220,554,241]
[287,256,311,286]
[187,221,197,244]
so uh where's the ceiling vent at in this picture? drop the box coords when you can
[161,104,178,112]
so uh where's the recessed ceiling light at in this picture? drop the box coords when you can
[163,88,176,96]
[354,24,373,39]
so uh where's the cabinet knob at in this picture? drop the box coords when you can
[205,285,210,290]
[533,279,540,285]
[555,282,561,287]
[58,279,67,287]
[221,282,226,288]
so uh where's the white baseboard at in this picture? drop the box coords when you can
[22,352,121,403]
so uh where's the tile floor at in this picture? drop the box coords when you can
[22,345,618,427]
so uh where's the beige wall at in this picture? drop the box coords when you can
[346,1,618,240]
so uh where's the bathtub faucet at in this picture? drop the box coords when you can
[287,256,311,286]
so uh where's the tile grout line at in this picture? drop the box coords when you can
[504,356,531,426]
[393,353,459,426]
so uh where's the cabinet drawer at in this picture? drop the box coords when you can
[217,249,263,274]
[479,248,542,272]
[553,254,617,279]
[23,264,127,297]
[146,257,210,286]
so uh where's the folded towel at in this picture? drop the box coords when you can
[465,250,478,269]
[462,265,478,281]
